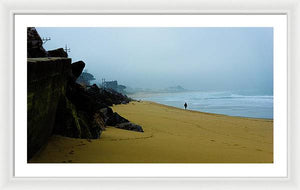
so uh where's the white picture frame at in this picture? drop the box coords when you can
[1,0,299,189]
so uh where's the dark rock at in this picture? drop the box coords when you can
[86,84,132,107]
[27,27,48,58]
[27,57,72,160]
[71,61,85,80]
[76,111,93,139]
[92,111,106,134]
[53,96,82,138]
[54,96,105,139]
[106,112,129,126]
[99,107,114,124]
[115,122,144,132]
[67,82,106,114]
[48,48,68,58]
[52,61,105,140]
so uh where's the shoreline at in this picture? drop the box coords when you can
[30,100,273,163]
[141,100,274,121]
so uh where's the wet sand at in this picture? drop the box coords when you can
[30,101,273,163]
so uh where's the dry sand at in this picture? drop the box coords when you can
[30,101,273,163]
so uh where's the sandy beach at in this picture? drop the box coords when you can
[30,101,273,163]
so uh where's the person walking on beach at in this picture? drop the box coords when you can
[184,102,187,110]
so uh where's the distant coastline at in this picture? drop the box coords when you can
[124,85,190,95]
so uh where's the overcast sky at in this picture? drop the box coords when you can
[36,27,273,94]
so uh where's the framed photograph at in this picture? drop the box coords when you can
[1,0,299,189]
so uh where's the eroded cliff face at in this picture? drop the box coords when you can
[27,57,106,160]
[27,27,142,161]
[27,57,72,159]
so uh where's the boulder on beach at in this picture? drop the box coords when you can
[115,122,144,132]
[106,112,129,126]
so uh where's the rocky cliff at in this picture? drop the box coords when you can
[27,27,143,161]
[27,57,71,160]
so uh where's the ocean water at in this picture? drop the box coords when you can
[131,91,273,119]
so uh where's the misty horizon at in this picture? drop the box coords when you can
[36,27,273,95]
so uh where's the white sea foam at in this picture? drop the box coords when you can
[131,91,273,119]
